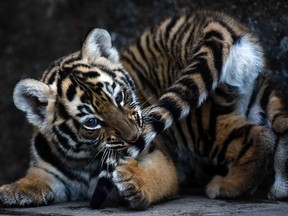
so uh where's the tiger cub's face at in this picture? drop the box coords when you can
[13,29,142,158]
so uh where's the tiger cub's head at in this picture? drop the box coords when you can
[13,29,142,157]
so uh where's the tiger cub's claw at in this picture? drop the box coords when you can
[112,158,150,209]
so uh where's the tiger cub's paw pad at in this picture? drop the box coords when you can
[112,158,149,209]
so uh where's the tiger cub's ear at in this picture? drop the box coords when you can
[13,79,52,131]
[82,28,119,63]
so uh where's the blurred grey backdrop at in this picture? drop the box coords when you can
[0,0,287,184]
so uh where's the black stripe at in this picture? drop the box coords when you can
[236,140,253,162]
[34,133,89,184]
[186,112,196,146]
[121,55,157,94]
[260,85,272,117]
[166,61,173,86]
[44,61,60,77]
[78,104,94,114]
[217,125,252,164]
[70,63,91,69]
[57,102,70,120]
[90,177,114,209]
[125,49,147,77]
[136,38,149,68]
[61,55,81,66]
[183,24,197,58]
[150,112,166,133]
[203,39,223,74]
[164,16,179,41]
[217,20,239,43]
[186,52,206,67]
[152,29,165,57]
[81,71,101,79]
[93,83,104,93]
[195,57,214,92]
[80,94,86,103]
[204,30,224,41]
[171,15,189,58]
[52,127,90,158]
[90,161,101,179]
[99,67,116,79]
[57,79,63,97]
[119,76,134,93]
[143,35,159,82]
[214,104,236,115]
[79,63,115,79]
[59,68,71,79]
[214,87,229,97]
[47,71,57,85]
[145,33,157,62]
[102,162,114,173]
[134,135,146,153]
[214,86,235,103]
[58,123,78,145]
[246,81,262,117]
[72,119,81,130]
[257,85,272,126]
[118,68,136,92]
[66,84,76,101]
[157,96,182,121]
[53,127,71,152]
[159,27,167,53]
[176,77,199,103]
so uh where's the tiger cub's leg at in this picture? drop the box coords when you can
[266,94,288,200]
[206,116,274,199]
[113,145,179,209]
[0,167,67,206]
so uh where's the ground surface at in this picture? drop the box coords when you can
[1,196,288,216]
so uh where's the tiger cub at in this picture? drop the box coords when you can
[0,29,143,207]
[0,10,287,210]
[94,10,288,208]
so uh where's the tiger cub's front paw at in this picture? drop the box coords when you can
[112,158,150,209]
[0,181,54,207]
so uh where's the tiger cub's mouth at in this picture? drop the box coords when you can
[105,141,127,149]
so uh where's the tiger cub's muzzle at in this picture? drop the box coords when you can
[102,106,140,144]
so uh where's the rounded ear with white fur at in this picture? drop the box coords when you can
[82,28,119,63]
[13,79,52,131]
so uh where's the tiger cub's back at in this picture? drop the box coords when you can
[119,10,267,185]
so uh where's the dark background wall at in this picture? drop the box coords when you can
[0,0,287,185]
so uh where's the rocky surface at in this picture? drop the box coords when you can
[0,0,287,197]
[1,197,288,216]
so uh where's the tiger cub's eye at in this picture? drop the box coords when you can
[83,118,99,130]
